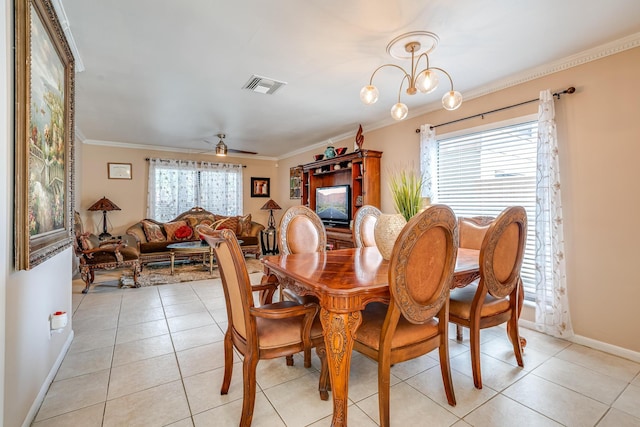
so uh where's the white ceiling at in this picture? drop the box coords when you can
[61,0,640,159]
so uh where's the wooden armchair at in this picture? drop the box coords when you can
[196,226,329,426]
[449,206,527,389]
[73,211,140,294]
[353,205,381,248]
[353,205,459,426]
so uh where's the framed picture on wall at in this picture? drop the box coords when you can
[290,167,302,199]
[108,163,132,179]
[14,0,75,269]
[251,177,270,197]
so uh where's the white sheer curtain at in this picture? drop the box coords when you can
[198,162,243,216]
[147,158,198,221]
[535,90,573,338]
[419,124,437,201]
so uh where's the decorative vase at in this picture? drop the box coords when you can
[374,213,407,260]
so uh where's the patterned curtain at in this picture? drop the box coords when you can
[147,159,198,221]
[198,162,243,216]
[535,90,573,338]
[419,124,437,201]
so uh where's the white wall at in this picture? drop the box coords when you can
[2,4,74,427]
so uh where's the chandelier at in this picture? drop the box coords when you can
[360,31,463,121]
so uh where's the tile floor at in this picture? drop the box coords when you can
[32,269,640,426]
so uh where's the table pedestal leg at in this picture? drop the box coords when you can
[208,248,214,275]
[320,308,362,427]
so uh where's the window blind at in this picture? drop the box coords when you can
[433,120,538,299]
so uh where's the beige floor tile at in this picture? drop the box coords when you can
[532,357,629,404]
[264,372,333,425]
[103,380,190,427]
[612,384,640,419]
[35,370,109,421]
[176,341,228,377]
[450,351,527,391]
[479,334,552,371]
[183,365,246,415]
[255,353,314,390]
[68,327,116,353]
[389,352,439,380]
[171,324,225,352]
[633,373,640,386]
[597,408,640,427]
[32,402,105,427]
[347,352,401,402]
[166,311,215,333]
[166,417,195,427]
[357,381,459,426]
[192,392,285,427]
[108,353,181,399]
[164,300,207,318]
[556,344,640,382]
[503,374,608,426]
[115,318,169,344]
[112,333,174,366]
[517,327,572,356]
[308,403,378,427]
[118,306,166,326]
[55,346,113,380]
[452,420,473,427]
[406,365,497,418]
[463,394,561,426]
[161,292,201,307]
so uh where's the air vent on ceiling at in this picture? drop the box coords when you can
[242,75,287,95]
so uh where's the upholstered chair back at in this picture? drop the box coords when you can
[480,207,527,299]
[279,206,327,255]
[458,216,494,250]
[353,205,381,248]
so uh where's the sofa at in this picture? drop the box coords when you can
[126,207,264,265]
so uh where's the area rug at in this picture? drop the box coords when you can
[120,257,264,287]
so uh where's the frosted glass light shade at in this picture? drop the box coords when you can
[415,69,439,94]
[390,102,408,120]
[360,85,379,104]
[442,90,463,111]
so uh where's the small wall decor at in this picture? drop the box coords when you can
[14,0,75,269]
[290,167,302,199]
[251,177,270,197]
[108,162,132,179]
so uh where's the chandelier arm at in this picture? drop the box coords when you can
[411,53,431,86]
[368,63,411,85]
[397,74,409,102]
[427,67,455,91]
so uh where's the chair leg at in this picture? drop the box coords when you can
[304,347,312,368]
[80,266,91,294]
[285,355,294,366]
[240,355,259,427]
[507,312,524,367]
[378,351,392,427]
[220,332,234,395]
[316,344,330,401]
[456,324,463,341]
[438,338,456,406]
[469,324,483,389]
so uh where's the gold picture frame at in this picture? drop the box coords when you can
[14,0,75,269]
[108,163,132,179]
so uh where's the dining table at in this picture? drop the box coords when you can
[261,246,481,427]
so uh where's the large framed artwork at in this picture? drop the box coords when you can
[15,0,75,269]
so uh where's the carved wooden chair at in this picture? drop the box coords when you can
[449,206,527,389]
[353,205,459,426]
[196,226,329,426]
[353,205,381,248]
[73,211,140,294]
[278,205,327,255]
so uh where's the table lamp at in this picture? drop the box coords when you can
[260,199,282,230]
[88,196,121,240]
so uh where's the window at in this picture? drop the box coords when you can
[423,117,538,299]
[147,159,243,222]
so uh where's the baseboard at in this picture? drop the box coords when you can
[22,329,75,427]
[519,319,640,363]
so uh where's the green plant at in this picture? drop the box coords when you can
[389,168,424,222]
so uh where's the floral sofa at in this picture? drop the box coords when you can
[126,207,264,264]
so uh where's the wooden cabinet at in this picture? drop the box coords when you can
[298,149,382,248]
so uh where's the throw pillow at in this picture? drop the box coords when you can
[191,218,214,239]
[214,215,239,234]
[164,220,188,240]
[141,220,166,242]
[174,225,194,241]
[237,214,252,236]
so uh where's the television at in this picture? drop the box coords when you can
[315,185,351,227]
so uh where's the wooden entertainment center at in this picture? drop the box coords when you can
[298,149,382,249]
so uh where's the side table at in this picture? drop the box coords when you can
[260,228,279,255]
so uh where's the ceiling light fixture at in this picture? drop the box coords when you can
[215,133,228,156]
[360,31,463,120]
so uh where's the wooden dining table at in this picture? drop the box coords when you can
[261,246,480,427]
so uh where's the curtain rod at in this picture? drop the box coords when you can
[415,86,575,133]
[144,157,246,168]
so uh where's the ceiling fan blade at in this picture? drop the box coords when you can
[228,148,258,155]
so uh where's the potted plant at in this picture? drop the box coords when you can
[374,168,425,259]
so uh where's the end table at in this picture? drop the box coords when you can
[260,228,279,255]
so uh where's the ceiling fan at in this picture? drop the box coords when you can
[204,133,258,156]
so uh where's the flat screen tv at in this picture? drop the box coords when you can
[315,185,351,227]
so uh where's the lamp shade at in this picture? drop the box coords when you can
[87,197,121,212]
[260,199,282,211]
